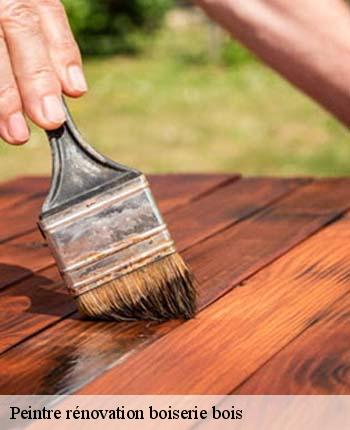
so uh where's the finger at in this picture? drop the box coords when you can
[0,25,29,145]
[37,0,87,97]
[0,0,65,130]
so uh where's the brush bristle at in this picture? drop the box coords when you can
[76,253,197,321]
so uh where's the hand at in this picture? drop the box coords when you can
[0,0,87,145]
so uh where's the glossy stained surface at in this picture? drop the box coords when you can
[1,174,350,394]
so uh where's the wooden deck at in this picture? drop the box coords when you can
[1,174,350,395]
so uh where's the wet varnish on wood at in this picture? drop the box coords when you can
[0,174,350,395]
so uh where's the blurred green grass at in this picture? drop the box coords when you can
[1,11,349,181]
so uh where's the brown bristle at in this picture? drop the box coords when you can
[76,253,197,321]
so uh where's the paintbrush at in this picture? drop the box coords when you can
[38,101,197,321]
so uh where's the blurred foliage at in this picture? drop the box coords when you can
[62,0,173,55]
[221,39,255,67]
[1,10,349,180]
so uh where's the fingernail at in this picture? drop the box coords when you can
[42,95,66,124]
[7,112,30,143]
[68,65,88,92]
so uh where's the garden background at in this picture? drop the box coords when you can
[1,0,349,181]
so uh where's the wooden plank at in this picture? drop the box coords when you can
[0,231,49,290]
[0,195,45,243]
[0,266,72,355]
[0,179,348,394]
[235,290,350,394]
[0,193,36,212]
[0,177,303,291]
[0,176,49,211]
[0,174,237,245]
[0,174,239,291]
[167,177,309,250]
[2,175,236,201]
[193,178,350,309]
[0,178,50,282]
[0,176,49,194]
[148,174,236,213]
[0,178,303,355]
[0,175,234,207]
[77,215,350,394]
[0,177,48,213]
[0,174,242,357]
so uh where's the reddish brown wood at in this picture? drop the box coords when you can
[192,178,350,308]
[1,176,350,396]
[0,177,302,355]
[148,174,236,213]
[0,193,35,211]
[0,174,236,245]
[0,177,49,211]
[1,179,350,394]
[0,195,44,243]
[235,293,350,393]
[235,297,350,395]
[0,175,237,290]
[78,216,350,394]
[0,266,71,355]
[0,177,303,290]
[0,176,49,194]
[0,231,49,290]
[1,174,235,207]
[166,177,309,250]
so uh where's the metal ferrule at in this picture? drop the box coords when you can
[39,175,176,296]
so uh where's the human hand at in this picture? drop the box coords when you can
[0,0,87,145]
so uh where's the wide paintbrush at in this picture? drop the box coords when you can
[38,102,197,321]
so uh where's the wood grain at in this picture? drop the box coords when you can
[167,177,308,250]
[148,174,236,213]
[0,174,236,246]
[0,178,302,356]
[192,178,350,308]
[2,177,350,395]
[0,174,237,289]
[0,266,72,355]
[2,175,235,202]
[0,195,44,244]
[0,177,49,211]
[1,179,349,394]
[0,174,239,280]
[235,291,350,393]
[0,231,49,290]
[78,216,350,394]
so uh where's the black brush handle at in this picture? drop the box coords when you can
[42,100,139,216]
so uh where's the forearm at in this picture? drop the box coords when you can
[197,0,350,126]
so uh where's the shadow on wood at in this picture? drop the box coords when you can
[0,264,71,317]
